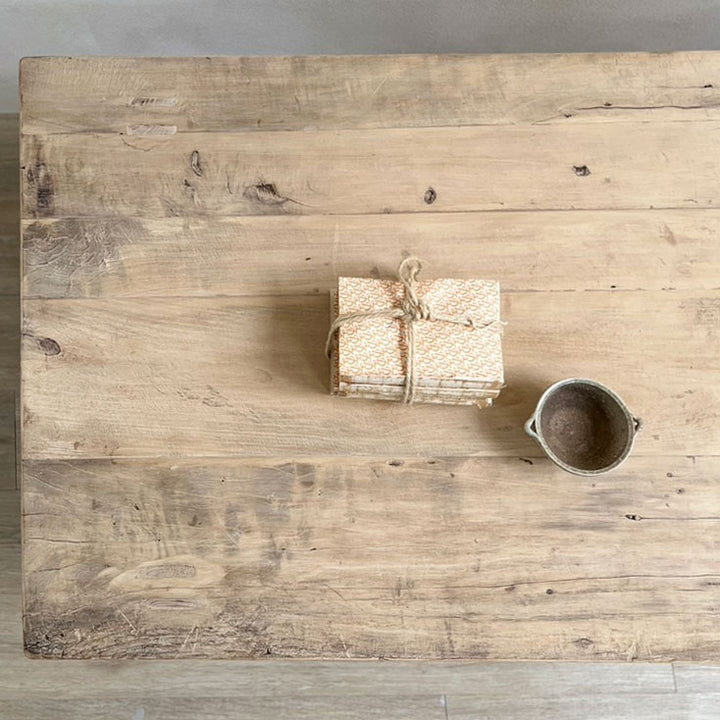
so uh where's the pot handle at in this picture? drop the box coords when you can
[633,416,643,434]
[524,416,539,440]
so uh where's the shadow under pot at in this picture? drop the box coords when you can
[524,378,642,476]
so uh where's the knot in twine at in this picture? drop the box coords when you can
[326,257,504,404]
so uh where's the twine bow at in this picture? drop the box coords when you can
[326,257,504,404]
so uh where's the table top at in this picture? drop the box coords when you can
[20,53,720,660]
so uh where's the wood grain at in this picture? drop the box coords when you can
[2,696,445,720]
[0,115,19,238]
[0,114,20,492]
[447,693,719,720]
[0,236,19,297]
[21,289,718,459]
[0,491,21,652]
[19,54,720,661]
[22,210,719,298]
[673,665,720,694]
[22,455,720,660]
[19,53,720,134]
[0,489,679,699]
[0,292,19,396]
[12,693,720,720]
[0,491,20,549]
[0,400,16,491]
[20,122,720,219]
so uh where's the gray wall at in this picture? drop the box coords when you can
[2,0,720,112]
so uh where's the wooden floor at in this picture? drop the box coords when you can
[1,90,720,715]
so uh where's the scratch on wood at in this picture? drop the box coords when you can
[243,182,306,208]
[190,150,203,176]
[180,625,199,654]
[126,124,177,136]
[128,97,178,108]
[183,178,199,205]
[117,608,137,634]
[338,632,351,658]
[146,599,198,611]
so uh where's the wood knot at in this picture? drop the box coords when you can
[37,337,61,356]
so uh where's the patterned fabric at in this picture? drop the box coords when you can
[331,274,503,402]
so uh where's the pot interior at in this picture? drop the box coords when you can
[539,383,631,472]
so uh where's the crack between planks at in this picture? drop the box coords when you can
[20,287,720,301]
[21,453,720,463]
[20,111,720,138]
[18,204,720,225]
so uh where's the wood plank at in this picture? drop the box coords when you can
[1,493,675,694]
[21,455,720,660]
[0,491,679,713]
[0,658,676,699]
[0,236,19,297]
[21,289,718,459]
[0,400,17,491]
[7,694,719,720]
[673,665,720,694]
[446,693,719,720]
[0,292,19,403]
[0,116,20,491]
[0,491,20,645]
[1,696,445,720]
[0,490,20,548]
[21,210,720,299]
[0,489,675,696]
[0,265,19,491]
[19,53,720,135]
[0,115,19,237]
[20,123,720,219]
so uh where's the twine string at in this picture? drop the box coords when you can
[326,257,503,404]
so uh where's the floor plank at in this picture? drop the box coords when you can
[673,665,720,693]
[446,692,720,719]
[0,398,16,490]
[0,235,19,296]
[0,292,19,393]
[0,115,19,237]
[1,695,446,720]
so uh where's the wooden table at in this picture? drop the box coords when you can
[19,54,720,661]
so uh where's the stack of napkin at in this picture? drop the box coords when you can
[329,269,504,406]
